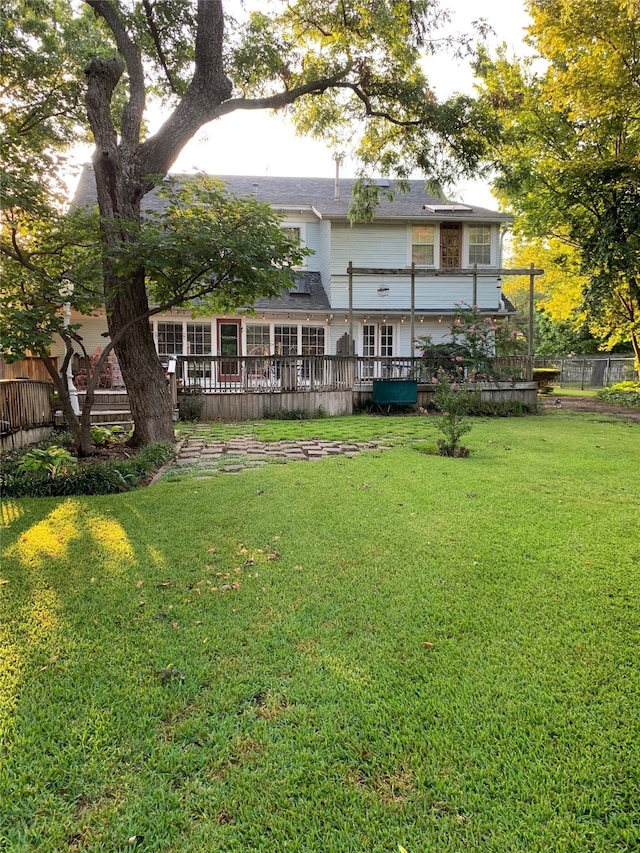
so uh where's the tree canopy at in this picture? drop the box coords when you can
[2,0,499,445]
[477,0,640,371]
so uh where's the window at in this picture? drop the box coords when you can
[274,325,298,355]
[411,225,436,266]
[247,324,270,353]
[187,323,211,355]
[301,326,325,355]
[157,322,183,355]
[468,225,491,265]
[283,226,302,244]
[380,325,393,358]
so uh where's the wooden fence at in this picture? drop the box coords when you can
[1,380,55,451]
[0,356,57,382]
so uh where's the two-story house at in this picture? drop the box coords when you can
[61,167,514,397]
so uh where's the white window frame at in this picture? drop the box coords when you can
[408,224,438,267]
[467,224,493,267]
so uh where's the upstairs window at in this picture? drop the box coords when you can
[468,225,492,265]
[283,226,302,245]
[411,225,435,266]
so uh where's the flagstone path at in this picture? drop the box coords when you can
[169,431,390,474]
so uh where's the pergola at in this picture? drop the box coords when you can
[346,262,545,364]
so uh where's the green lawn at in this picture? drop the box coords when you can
[2,413,639,852]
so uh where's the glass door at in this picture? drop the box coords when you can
[217,320,241,382]
[440,223,461,268]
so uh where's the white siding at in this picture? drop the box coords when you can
[318,219,332,297]
[330,223,408,274]
[331,273,503,312]
[282,215,321,270]
[50,312,111,360]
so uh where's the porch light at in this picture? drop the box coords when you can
[401,317,405,323]
[344,316,348,323]
[420,315,424,323]
[438,316,442,323]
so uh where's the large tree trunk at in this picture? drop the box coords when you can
[104,265,174,445]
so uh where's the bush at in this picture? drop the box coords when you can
[263,408,311,420]
[178,394,204,421]
[90,425,129,445]
[597,381,640,409]
[431,378,477,456]
[16,446,77,477]
[1,442,175,498]
[532,367,561,393]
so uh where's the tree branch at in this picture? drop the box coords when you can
[84,0,145,147]
[142,0,179,95]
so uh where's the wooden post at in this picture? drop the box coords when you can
[472,263,478,308]
[410,262,416,356]
[528,262,535,380]
[348,260,354,354]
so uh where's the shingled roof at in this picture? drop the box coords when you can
[72,165,510,223]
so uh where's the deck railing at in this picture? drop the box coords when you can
[176,355,357,393]
[175,354,533,394]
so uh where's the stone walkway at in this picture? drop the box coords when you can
[171,431,388,473]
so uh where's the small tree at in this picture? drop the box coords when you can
[1,179,306,455]
[431,373,477,457]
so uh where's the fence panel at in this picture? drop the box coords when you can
[1,380,54,436]
[534,357,635,389]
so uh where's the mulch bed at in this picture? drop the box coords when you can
[539,395,640,422]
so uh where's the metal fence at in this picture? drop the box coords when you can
[534,356,636,389]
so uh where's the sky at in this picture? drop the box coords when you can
[72,0,533,210]
[173,0,532,209]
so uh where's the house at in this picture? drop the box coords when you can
[63,166,513,379]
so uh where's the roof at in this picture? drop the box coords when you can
[252,271,330,312]
[72,165,511,223]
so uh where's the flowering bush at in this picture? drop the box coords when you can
[416,304,527,384]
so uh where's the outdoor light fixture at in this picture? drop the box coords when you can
[438,316,443,323]
[420,315,424,323]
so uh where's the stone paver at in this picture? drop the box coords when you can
[170,434,390,473]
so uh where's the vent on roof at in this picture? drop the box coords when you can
[423,204,472,212]
[289,275,311,295]
[376,179,391,188]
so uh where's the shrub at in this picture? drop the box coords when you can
[178,394,204,421]
[263,408,310,420]
[597,381,640,409]
[1,443,175,498]
[431,377,477,457]
[16,446,77,477]
[532,367,561,394]
[90,425,128,445]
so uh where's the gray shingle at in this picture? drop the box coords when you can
[72,165,510,223]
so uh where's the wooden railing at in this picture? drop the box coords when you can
[0,379,54,436]
[175,354,533,394]
[176,355,356,393]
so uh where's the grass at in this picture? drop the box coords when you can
[2,412,639,852]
